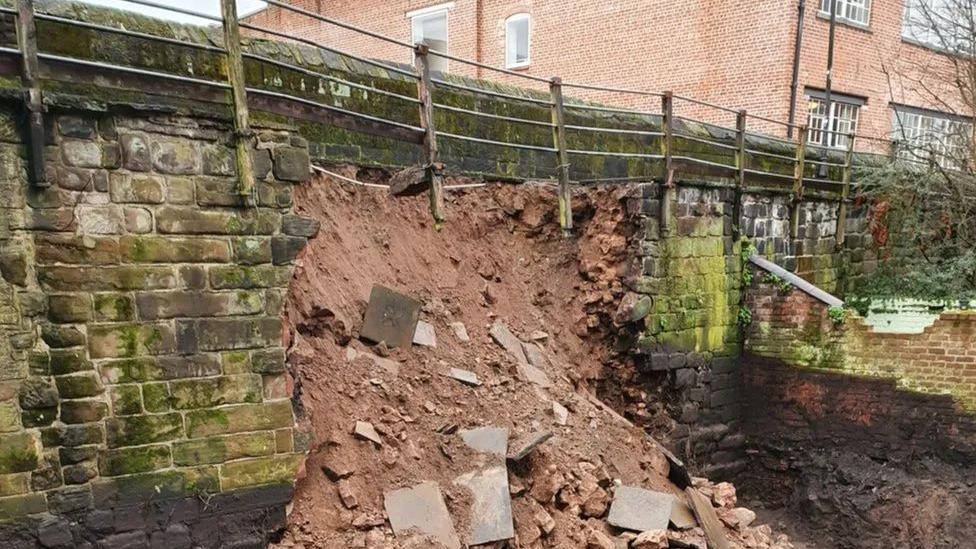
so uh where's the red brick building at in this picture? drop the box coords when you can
[247,0,973,157]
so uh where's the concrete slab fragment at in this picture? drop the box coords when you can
[361,285,421,349]
[384,482,461,549]
[353,421,382,445]
[456,466,514,545]
[413,320,437,347]
[445,368,481,387]
[607,486,673,533]
[489,322,527,364]
[508,431,553,461]
[460,427,508,457]
[670,496,698,530]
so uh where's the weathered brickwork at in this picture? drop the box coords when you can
[742,270,976,460]
[0,104,316,547]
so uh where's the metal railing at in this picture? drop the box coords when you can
[4,0,904,239]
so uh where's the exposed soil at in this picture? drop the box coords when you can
[271,167,792,548]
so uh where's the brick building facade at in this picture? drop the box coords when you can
[246,0,972,155]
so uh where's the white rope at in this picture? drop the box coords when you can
[312,164,489,190]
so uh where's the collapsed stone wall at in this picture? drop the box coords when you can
[0,102,316,548]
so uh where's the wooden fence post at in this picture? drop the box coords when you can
[414,44,445,227]
[660,91,675,236]
[733,109,747,240]
[16,0,46,187]
[549,77,572,235]
[220,0,256,200]
[835,132,855,248]
[790,125,808,240]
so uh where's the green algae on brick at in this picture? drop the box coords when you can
[185,401,293,438]
[98,444,172,476]
[169,374,263,409]
[0,433,38,474]
[218,454,302,490]
[105,413,183,448]
[172,432,275,466]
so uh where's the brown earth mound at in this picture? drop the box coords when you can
[272,168,791,548]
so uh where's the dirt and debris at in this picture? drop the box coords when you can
[273,168,789,548]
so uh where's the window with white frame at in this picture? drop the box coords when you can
[505,13,531,68]
[806,91,862,149]
[892,106,972,168]
[819,0,871,26]
[902,0,970,52]
[410,4,451,73]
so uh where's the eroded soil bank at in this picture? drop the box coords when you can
[272,168,791,548]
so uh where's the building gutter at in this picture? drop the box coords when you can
[787,0,806,138]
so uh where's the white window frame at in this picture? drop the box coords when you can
[408,3,453,72]
[504,13,531,69]
[819,0,871,27]
[892,106,973,168]
[806,93,862,150]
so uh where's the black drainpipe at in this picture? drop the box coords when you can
[787,0,806,138]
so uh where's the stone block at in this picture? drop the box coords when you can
[281,214,320,238]
[251,149,272,180]
[60,400,109,424]
[0,472,29,497]
[141,383,170,413]
[150,524,192,549]
[219,454,302,490]
[19,378,59,410]
[55,372,104,399]
[209,266,290,289]
[172,432,275,466]
[185,401,294,438]
[251,348,285,374]
[151,138,201,175]
[120,236,231,263]
[49,349,93,375]
[167,177,195,204]
[41,324,86,348]
[88,323,176,359]
[109,385,143,416]
[271,236,307,265]
[121,134,151,171]
[180,317,282,352]
[232,237,272,265]
[98,355,221,383]
[93,294,135,322]
[62,140,102,168]
[99,444,172,476]
[155,207,279,235]
[0,400,20,433]
[38,266,177,291]
[0,493,47,521]
[96,531,146,549]
[0,433,38,474]
[202,145,235,176]
[42,423,104,448]
[48,294,93,323]
[76,204,125,234]
[58,115,97,139]
[136,290,263,319]
[168,374,262,409]
[195,177,245,207]
[105,413,183,448]
[272,147,310,182]
[37,234,120,266]
[123,207,153,234]
[110,173,165,204]
[0,250,27,286]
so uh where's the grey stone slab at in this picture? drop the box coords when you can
[455,465,514,545]
[507,431,553,461]
[360,285,421,349]
[413,320,437,347]
[516,362,552,388]
[449,322,470,342]
[460,427,508,456]
[670,496,698,530]
[521,342,549,368]
[489,322,527,364]
[384,482,461,549]
[607,486,673,533]
[353,421,382,445]
[445,368,481,387]
[552,401,569,426]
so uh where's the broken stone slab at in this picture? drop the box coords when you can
[444,368,481,387]
[521,342,549,368]
[387,165,429,197]
[449,322,470,342]
[507,431,553,461]
[455,465,514,545]
[613,292,653,325]
[460,426,508,457]
[670,496,698,530]
[529,330,548,341]
[552,401,569,426]
[516,362,552,389]
[384,482,461,549]
[489,321,527,364]
[360,285,421,349]
[685,488,731,549]
[353,421,383,445]
[346,347,400,376]
[607,486,673,533]
[632,529,668,549]
[413,320,437,348]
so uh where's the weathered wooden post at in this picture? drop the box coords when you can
[16,0,46,187]
[733,109,747,240]
[549,77,572,234]
[790,125,808,240]
[835,132,855,248]
[660,91,675,235]
[414,44,445,227]
[220,0,257,200]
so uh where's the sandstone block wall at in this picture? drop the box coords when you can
[0,104,316,547]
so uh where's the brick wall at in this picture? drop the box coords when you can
[741,269,976,461]
[248,0,968,145]
[0,104,317,547]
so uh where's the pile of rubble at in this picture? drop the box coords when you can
[273,177,791,548]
